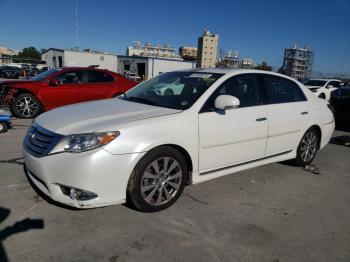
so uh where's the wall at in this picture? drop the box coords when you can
[64,51,118,72]
[148,58,196,78]
[41,49,64,68]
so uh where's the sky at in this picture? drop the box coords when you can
[0,0,349,77]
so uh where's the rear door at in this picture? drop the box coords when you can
[41,70,85,109]
[83,70,116,101]
[198,74,268,172]
[263,75,309,155]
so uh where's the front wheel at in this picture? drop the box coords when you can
[294,128,319,166]
[127,146,188,212]
[0,122,7,133]
[11,93,42,119]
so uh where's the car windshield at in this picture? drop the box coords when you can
[30,68,61,81]
[121,71,223,110]
[303,80,327,86]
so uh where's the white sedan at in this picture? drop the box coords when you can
[304,78,344,100]
[23,69,335,212]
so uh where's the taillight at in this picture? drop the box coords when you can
[327,103,334,114]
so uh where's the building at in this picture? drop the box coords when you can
[0,46,17,64]
[279,45,314,81]
[41,48,118,71]
[127,41,181,59]
[197,30,219,68]
[179,46,197,61]
[241,58,255,69]
[217,50,255,69]
[117,55,196,80]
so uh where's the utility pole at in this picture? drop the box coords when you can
[75,0,79,50]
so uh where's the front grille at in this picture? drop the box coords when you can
[24,123,63,157]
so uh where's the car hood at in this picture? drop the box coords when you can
[35,98,181,135]
[0,79,33,86]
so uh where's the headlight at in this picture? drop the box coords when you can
[51,131,119,154]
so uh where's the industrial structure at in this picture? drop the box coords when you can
[279,45,314,81]
[179,46,197,61]
[217,50,255,69]
[127,41,181,59]
[197,30,219,68]
[41,48,118,71]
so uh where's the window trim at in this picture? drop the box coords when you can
[199,73,265,113]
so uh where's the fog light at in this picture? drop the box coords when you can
[58,184,97,201]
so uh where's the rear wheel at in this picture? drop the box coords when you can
[127,146,187,212]
[294,127,319,166]
[11,93,42,119]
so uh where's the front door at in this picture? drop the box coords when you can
[198,74,268,172]
[41,70,85,110]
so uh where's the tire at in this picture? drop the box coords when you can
[318,93,326,99]
[0,122,7,133]
[11,93,42,119]
[127,146,188,212]
[294,127,319,166]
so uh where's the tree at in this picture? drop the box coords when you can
[13,47,41,63]
[255,61,273,71]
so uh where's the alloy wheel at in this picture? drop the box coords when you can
[16,96,39,118]
[300,131,317,163]
[141,157,182,206]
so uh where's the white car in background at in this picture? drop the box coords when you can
[304,79,344,100]
[23,69,334,212]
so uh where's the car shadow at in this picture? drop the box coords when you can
[0,207,44,262]
[330,135,350,147]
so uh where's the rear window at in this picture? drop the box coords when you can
[87,71,114,83]
[264,76,306,104]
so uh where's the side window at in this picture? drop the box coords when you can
[202,74,261,111]
[87,71,114,83]
[56,71,83,84]
[264,76,306,104]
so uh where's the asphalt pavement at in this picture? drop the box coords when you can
[0,118,349,262]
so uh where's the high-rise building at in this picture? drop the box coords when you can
[197,30,219,68]
[279,45,314,81]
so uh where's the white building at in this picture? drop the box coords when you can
[117,55,196,80]
[41,48,118,72]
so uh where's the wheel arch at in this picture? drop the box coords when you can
[137,143,194,183]
[309,125,322,149]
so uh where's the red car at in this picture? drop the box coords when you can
[0,67,137,118]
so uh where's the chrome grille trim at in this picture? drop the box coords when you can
[24,123,64,158]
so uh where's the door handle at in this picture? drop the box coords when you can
[301,111,308,115]
[256,117,267,122]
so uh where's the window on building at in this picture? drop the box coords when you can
[100,56,104,61]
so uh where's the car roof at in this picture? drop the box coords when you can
[176,68,300,82]
[58,66,111,72]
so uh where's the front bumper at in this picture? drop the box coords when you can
[23,147,145,208]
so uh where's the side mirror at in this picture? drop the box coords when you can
[214,95,240,110]
[49,78,60,86]
[326,84,333,89]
